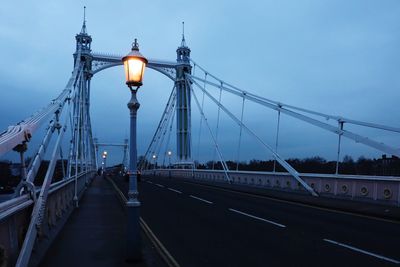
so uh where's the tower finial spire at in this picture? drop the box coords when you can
[181,21,186,47]
[81,6,87,34]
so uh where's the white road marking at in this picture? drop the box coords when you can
[168,188,182,194]
[189,195,213,204]
[228,208,286,228]
[147,181,153,184]
[155,183,165,188]
[323,239,400,264]
[182,181,400,225]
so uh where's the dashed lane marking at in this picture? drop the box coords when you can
[189,195,213,204]
[323,239,400,264]
[228,208,286,228]
[168,188,182,194]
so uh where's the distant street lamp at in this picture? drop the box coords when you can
[167,150,172,168]
[167,150,172,178]
[102,152,107,172]
[152,154,157,170]
[122,38,148,261]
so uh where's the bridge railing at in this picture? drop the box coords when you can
[0,171,95,267]
[144,169,400,207]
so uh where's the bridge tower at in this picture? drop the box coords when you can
[68,9,96,197]
[175,23,192,162]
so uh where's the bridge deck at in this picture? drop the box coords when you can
[40,176,163,267]
[111,174,400,266]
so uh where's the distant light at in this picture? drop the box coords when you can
[167,151,172,156]
[152,154,156,159]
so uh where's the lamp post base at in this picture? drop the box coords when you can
[126,200,142,262]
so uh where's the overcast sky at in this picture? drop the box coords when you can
[0,0,399,166]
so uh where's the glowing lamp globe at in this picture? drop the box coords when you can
[122,39,148,88]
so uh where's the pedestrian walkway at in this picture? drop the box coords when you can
[40,176,163,267]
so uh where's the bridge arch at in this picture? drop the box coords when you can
[91,60,176,81]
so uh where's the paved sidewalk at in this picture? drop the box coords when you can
[40,176,164,267]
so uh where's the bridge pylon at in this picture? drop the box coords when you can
[175,22,192,162]
[68,17,97,205]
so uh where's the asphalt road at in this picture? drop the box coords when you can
[137,175,400,267]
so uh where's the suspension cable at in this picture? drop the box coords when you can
[141,86,177,170]
[152,92,176,166]
[188,75,318,196]
[212,82,223,170]
[188,78,231,183]
[162,106,176,167]
[144,89,177,170]
[195,73,207,166]
[188,58,400,134]
[236,95,245,171]
[187,73,400,158]
[335,121,344,175]
[154,95,176,167]
[273,110,281,172]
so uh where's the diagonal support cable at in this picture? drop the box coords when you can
[188,79,232,183]
[195,73,207,165]
[188,75,317,196]
[236,95,245,171]
[140,86,177,170]
[188,74,400,158]
[212,83,223,170]
[15,105,71,267]
[189,58,400,133]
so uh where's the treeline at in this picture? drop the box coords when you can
[195,155,400,176]
[0,160,67,193]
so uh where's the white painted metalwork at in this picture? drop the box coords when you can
[236,95,246,171]
[188,76,317,196]
[273,110,281,173]
[189,80,232,183]
[187,74,400,158]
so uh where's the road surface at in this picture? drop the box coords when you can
[135,175,400,267]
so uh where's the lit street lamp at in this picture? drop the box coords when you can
[167,150,172,168]
[122,38,147,261]
[102,152,107,172]
[152,154,157,170]
[167,150,172,178]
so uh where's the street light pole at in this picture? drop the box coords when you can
[126,88,141,261]
[167,150,172,169]
[122,38,148,262]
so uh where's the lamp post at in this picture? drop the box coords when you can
[167,150,172,168]
[103,151,108,170]
[102,152,107,174]
[167,150,172,178]
[122,38,148,261]
[152,154,157,169]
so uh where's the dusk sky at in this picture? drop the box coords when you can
[0,0,399,166]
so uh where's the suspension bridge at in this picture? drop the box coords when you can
[0,17,399,267]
